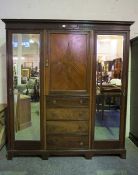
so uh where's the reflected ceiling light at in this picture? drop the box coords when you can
[100,39,111,42]
[13,57,18,60]
[29,39,34,43]
[62,24,66,28]
[13,57,25,60]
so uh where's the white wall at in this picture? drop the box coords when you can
[0,0,138,136]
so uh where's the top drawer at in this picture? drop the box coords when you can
[46,96,89,107]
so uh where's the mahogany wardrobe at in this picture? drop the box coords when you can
[2,19,133,159]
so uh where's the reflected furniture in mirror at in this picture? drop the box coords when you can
[96,85,121,119]
[15,94,31,132]
[2,19,133,159]
[21,68,30,83]
[95,35,123,141]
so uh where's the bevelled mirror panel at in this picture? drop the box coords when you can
[12,33,40,140]
[94,35,123,140]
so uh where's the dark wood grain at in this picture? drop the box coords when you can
[47,135,89,149]
[129,37,138,147]
[46,121,88,135]
[47,108,89,120]
[46,96,89,107]
[49,33,88,91]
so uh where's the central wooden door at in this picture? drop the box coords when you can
[45,31,92,150]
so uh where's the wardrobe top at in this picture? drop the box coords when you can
[1,19,134,26]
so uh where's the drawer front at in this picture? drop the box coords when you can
[47,135,89,149]
[46,121,89,135]
[46,96,89,107]
[46,108,89,120]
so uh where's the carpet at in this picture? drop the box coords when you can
[97,170,127,175]
[0,139,138,175]
[0,172,27,175]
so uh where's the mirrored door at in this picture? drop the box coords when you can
[12,33,40,140]
[94,34,124,141]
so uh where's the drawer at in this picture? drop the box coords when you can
[47,135,89,149]
[46,108,89,120]
[46,121,89,135]
[46,96,89,107]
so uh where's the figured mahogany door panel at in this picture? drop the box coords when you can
[48,32,90,92]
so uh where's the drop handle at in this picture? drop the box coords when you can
[80,142,84,146]
[80,99,83,104]
[45,59,49,67]
[53,100,57,104]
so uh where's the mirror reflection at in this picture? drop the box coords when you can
[95,35,123,140]
[13,34,40,140]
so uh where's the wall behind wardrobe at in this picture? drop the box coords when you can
[0,0,138,137]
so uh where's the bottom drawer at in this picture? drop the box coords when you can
[47,135,89,149]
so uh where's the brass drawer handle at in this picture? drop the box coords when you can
[53,100,57,104]
[45,59,49,67]
[79,112,83,116]
[80,141,84,146]
[80,99,83,104]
